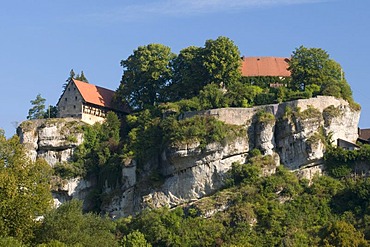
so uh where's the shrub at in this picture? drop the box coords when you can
[298,105,322,121]
[256,110,275,125]
[323,105,342,126]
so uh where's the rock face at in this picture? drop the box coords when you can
[17,118,91,207]
[103,96,360,217]
[17,118,85,165]
[18,96,361,217]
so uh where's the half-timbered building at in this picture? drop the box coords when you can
[57,79,129,125]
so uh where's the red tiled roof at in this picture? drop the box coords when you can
[241,57,291,77]
[73,79,128,113]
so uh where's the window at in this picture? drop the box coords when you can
[73,105,76,109]
[65,98,67,101]
[75,96,78,100]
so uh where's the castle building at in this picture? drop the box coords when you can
[57,79,129,125]
[241,56,291,87]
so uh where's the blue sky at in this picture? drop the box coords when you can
[1,0,369,137]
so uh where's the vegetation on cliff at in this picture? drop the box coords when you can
[0,131,52,243]
[114,147,370,247]
[4,125,370,246]
[3,36,365,246]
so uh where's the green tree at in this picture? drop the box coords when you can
[43,105,58,119]
[289,46,354,102]
[0,132,52,243]
[121,230,152,247]
[169,46,208,100]
[202,36,242,87]
[66,69,75,82]
[27,93,46,120]
[321,221,369,247]
[117,44,176,110]
[63,69,76,89]
[198,83,228,109]
[75,70,89,83]
[226,82,263,107]
[289,46,333,91]
[37,200,118,247]
[0,237,25,247]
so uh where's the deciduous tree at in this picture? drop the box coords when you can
[169,46,208,100]
[0,132,52,243]
[117,44,176,110]
[202,36,242,87]
[37,200,118,247]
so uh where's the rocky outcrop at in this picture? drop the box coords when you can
[145,137,249,208]
[17,118,85,166]
[17,118,91,207]
[17,96,361,217]
[129,96,359,213]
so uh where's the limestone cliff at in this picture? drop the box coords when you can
[100,96,360,217]
[17,118,91,207]
[17,96,361,217]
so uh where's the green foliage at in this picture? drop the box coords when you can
[66,69,75,82]
[27,93,46,120]
[226,82,263,107]
[121,230,152,247]
[53,162,83,179]
[321,220,369,247]
[0,134,52,243]
[254,92,276,105]
[36,200,118,247]
[229,162,262,185]
[113,164,369,246]
[241,75,289,88]
[117,43,176,110]
[43,105,58,118]
[73,112,122,176]
[169,46,208,100]
[122,109,162,165]
[117,207,225,247]
[298,105,322,121]
[289,46,354,103]
[0,237,25,247]
[202,36,242,87]
[323,105,342,126]
[75,70,88,82]
[162,115,244,149]
[256,110,275,125]
[324,145,370,178]
[198,83,228,109]
[159,97,201,114]
[289,46,334,90]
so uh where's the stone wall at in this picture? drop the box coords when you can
[57,82,84,118]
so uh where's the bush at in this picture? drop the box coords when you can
[162,115,244,149]
[36,200,118,247]
[256,110,275,125]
